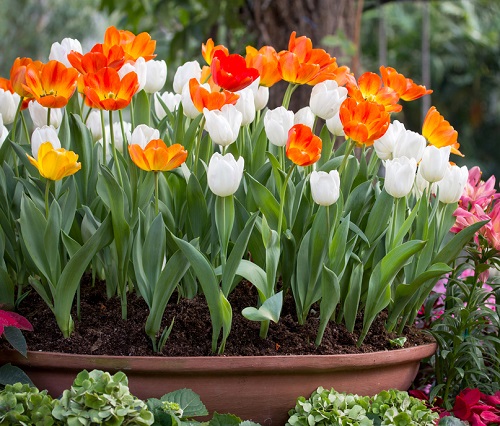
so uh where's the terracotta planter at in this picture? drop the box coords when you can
[0,343,436,425]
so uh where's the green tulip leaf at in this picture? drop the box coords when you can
[242,291,283,323]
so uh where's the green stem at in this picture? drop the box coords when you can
[80,94,86,118]
[109,110,123,186]
[259,320,270,339]
[277,164,296,236]
[44,179,51,218]
[338,139,356,175]
[279,146,285,171]
[282,83,298,109]
[20,111,30,146]
[100,110,107,163]
[154,171,159,216]
[47,107,51,127]
[130,97,135,129]
[193,117,206,176]
[12,97,23,141]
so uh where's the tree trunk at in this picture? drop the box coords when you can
[242,0,363,109]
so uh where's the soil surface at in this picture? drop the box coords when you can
[11,275,433,356]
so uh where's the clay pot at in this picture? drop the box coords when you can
[0,343,436,425]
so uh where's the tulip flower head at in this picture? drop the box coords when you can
[129,139,187,172]
[436,164,469,204]
[28,101,64,129]
[419,145,451,183]
[202,38,229,66]
[373,120,406,161]
[326,112,345,137]
[423,106,461,156]
[144,59,167,94]
[155,91,182,119]
[384,156,417,198]
[286,124,322,167]
[245,45,281,87]
[264,106,295,147]
[189,78,239,113]
[31,125,61,160]
[294,106,315,129]
[27,142,81,181]
[130,124,160,149]
[10,57,43,98]
[203,104,242,147]
[49,38,83,68]
[211,50,260,92]
[310,80,348,120]
[23,60,78,108]
[207,152,244,197]
[310,170,341,206]
[392,129,426,163]
[380,66,432,101]
[173,60,202,94]
[347,72,401,113]
[103,26,156,62]
[0,87,21,124]
[235,88,256,126]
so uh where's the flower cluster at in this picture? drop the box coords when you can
[0,26,483,353]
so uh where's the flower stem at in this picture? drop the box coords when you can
[47,107,51,127]
[109,110,123,187]
[282,83,298,109]
[154,171,159,216]
[193,117,206,176]
[277,164,296,236]
[338,139,356,175]
[44,179,51,218]
[100,110,107,163]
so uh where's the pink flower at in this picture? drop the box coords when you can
[460,166,500,212]
[453,388,500,425]
[0,310,33,335]
[483,202,500,251]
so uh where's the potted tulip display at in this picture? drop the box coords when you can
[0,26,482,424]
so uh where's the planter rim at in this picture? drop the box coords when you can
[4,342,436,375]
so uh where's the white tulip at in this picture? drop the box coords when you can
[28,101,64,129]
[98,121,132,154]
[247,78,269,111]
[154,92,181,120]
[173,60,202,94]
[294,106,315,129]
[384,156,417,198]
[0,114,6,147]
[325,112,345,137]
[264,106,294,147]
[309,80,348,120]
[118,57,147,93]
[310,170,341,206]
[373,120,406,161]
[0,89,20,125]
[31,126,61,159]
[181,81,202,119]
[419,145,451,183]
[86,110,103,143]
[393,129,426,163]
[203,105,242,147]
[144,60,167,94]
[436,164,469,204]
[130,124,160,149]
[49,38,82,68]
[207,152,244,197]
[235,88,256,126]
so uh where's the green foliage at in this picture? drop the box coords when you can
[0,383,58,425]
[286,387,439,426]
[52,370,154,425]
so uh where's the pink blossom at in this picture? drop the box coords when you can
[483,202,500,251]
[460,166,500,212]
[452,388,500,425]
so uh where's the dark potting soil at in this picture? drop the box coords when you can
[11,275,433,357]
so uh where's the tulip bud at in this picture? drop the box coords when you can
[85,110,102,143]
[393,129,426,163]
[419,145,451,183]
[49,38,82,68]
[130,124,160,149]
[181,81,202,119]
[207,152,244,197]
[294,106,315,129]
[310,170,340,206]
[203,104,242,147]
[264,106,294,147]
[144,60,167,94]
[173,61,202,94]
[31,125,61,159]
[436,164,469,204]
[28,101,64,129]
[0,89,20,125]
[384,156,417,198]
[325,112,345,137]
[247,78,269,111]
[154,92,181,119]
[119,57,147,93]
[373,120,406,161]
[235,88,256,126]
[309,80,348,120]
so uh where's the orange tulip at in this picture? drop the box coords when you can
[422,106,462,156]
[380,66,432,101]
[347,72,401,113]
[10,57,43,98]
[202,38,229,65]
[278,32,344,86]
[103,26,156,62]
[22,60,78,108]
[27,142,81,181]
[129,139,188,172]
[84,67,139,111]
[189,78,239,113]
[245,45,282,87]
[286,124,322,167]
[339,98,390,146]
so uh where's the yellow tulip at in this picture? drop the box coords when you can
[27,142,81,181]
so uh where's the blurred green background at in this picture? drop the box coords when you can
[1,0,498,177]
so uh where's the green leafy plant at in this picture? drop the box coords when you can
[286,387,439,426]
[0,382,58,425]
[52,369,154,425]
